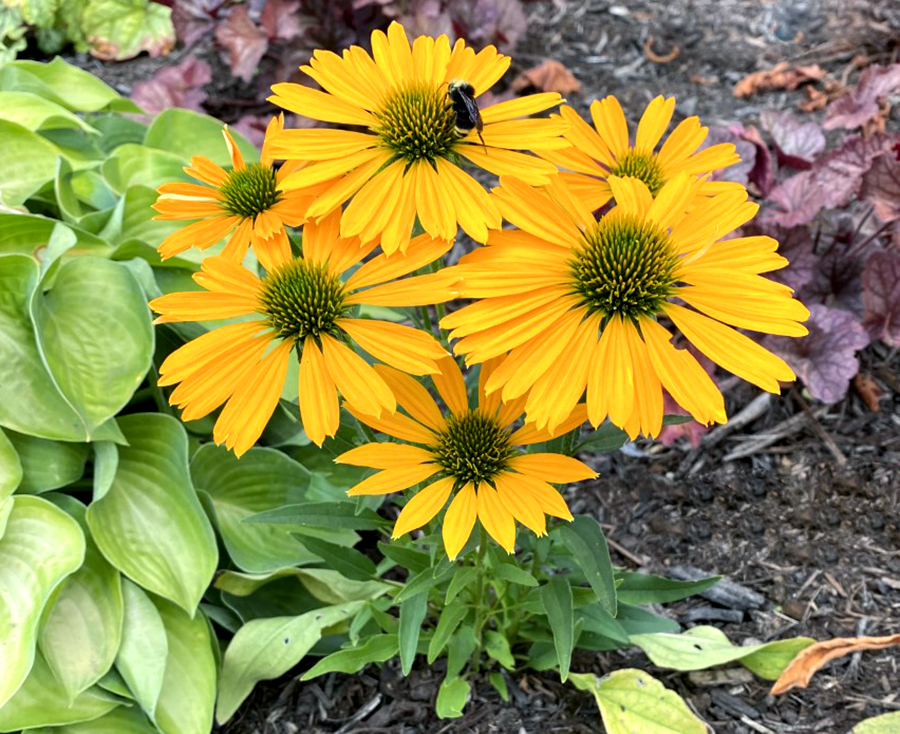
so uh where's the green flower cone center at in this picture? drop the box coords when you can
[570,213,678,321]
[258,259,349,341]
[221,162,281,219]
[434,410,516,488]
[374,82,458,164]
[608,151,666,196]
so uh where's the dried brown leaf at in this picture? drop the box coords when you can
[511,59,580,94]
[733,62,825,99]
[853,373,882,412]
[771,634,900,695]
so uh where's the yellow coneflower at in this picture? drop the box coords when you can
[153,115,321,271]
[149,210,460,455]
[264,21,569,255]
[441,173,809,439]
[542,96,744,210]
[338,356,595,559]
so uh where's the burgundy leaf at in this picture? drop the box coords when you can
[767,304,869,404]
[216,5,269,82]
[260,0,304,40]
[705,126,755,187]
[767,135,888,227]
[130,54,212,117]
[862,249,900,347]
[861,152,900,223]
[172,0,226,46]
[823,63,900,131]
[455,0,528,51]
[760,109,825,169]
[736,124,774,196]
[744,223,817,291]
[398,1,454,38]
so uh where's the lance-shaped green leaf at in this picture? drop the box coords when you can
[569,669,707,734]
[540,577,574,682]
[31,257,153,437]
[115,580,167,722]
[301,634,399,681]
[27,706,159,734]
[0,428,22,501]
[191,444,327,573]
[615,571,720,606]
[216,601,365,723]
[559,515,617,616]
[0,496,85,709]
[86,414,218,613]
[39,497,123,703]
[152,598,216,734]
[630,626,814,679]
[6,431,88,494]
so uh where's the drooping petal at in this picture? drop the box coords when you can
[298,337,340,446]
[442,483,477,560]
[345,464,440,496]
[338,318,446,375]
[392,477,454,538]
[430,355,469,417]
[494,471,546,537]
[372,364,446,432]
[476,484,516,553]
[320,334,395,418]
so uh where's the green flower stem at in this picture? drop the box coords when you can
[471,526,489,671]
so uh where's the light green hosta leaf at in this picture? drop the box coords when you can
[29,706,159,734]
[102,144,189,195]
[215,567,391,606]
[86,414,218,614]
[145,108,258,168]
[39,497,123,702]
[31,257,153,436]
[5,430,88,493]
[115,580,167,722]
[0,495,85,708]
[118,185,180,247]
[79,0,174,61]
[0,427,22,500]
[0,91,97,132]
[153,597,216,734]
[0,212,110,258]
[854,712,900,733]
[0,253,118,441]
[0,119,60,206]
[0,651,121,731]
[630,626,815,680]
[216,601,365,724]
[0,498,12,539]
[0,57,140,112]
[191,444,340,573]
[570,669,707,734]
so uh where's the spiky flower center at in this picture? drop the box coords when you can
[220,162,281,219]
[608,151,666,196]
[569,213,678,321]
[258,259,349,341]
[374,82,458,164]
[433,410,516,488]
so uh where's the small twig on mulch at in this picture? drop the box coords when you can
[792,390,847,465]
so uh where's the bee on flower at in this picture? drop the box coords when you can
[263,21,571,254]
[338,356,595,559]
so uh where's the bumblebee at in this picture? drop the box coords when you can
[447,80,485,148]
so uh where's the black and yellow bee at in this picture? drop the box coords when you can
[447,80,485,149]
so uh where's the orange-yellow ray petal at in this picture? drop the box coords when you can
[372,364,445,432]
[459,145,559,186]
[442,483,477,560]
[431,355,469,416]
[346,404,437,444]
[476,484,516,553]
[635,95,675,153]
[590,96,629,158]
[337,318,446,376]
[346,464,440,496]
[298,337,340,446]
[346,270,461,307]
[268,83,376,127]
[392,477,455,538]
[494,471,546,537]
[337,442,436,469]
[507,454,596,483]
[480,92,564,124]
[320,333,395,418]
[346,234,453,291]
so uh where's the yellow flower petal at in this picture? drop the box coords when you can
[431,355,469,416]
[346,234,453,291]
[372,364,445,432]
[480,92,563,124]
[496,471,573,521]
[338,318,446,376]
[587,315,635,428]
[299,337,339,446]
[442,483,477,560]
[268,83,376,127]
[476,484,516,553]
[346,404,437,444]
[590,96,629,158]
[507,454,596,483]
[459,145,560,186]
[392,477,454,538]
[337,442,436,469]
[346,464,440,496]
[635,95,675,153]
[346,270,460,307]
[320,334,395,418]
[494,471,546,537]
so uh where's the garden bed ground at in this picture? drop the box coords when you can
[69,0,900,730]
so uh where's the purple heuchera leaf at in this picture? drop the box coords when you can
[824,63,900,130]
[744,223,817,291]
[862,249,900,347]
[455,0,528,51]
[131,54,212,117]
[216,5,269,82]
[172,0,227,46]
[799,245,865,316]
[767,134,889,227]
[861,149,900,223]
[735,124,774,196]
[260,0,304,41]
[767,304,869,404]
[705,126,755,186]
[760,109,825,169]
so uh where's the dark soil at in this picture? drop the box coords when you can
[66,0,900,731]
